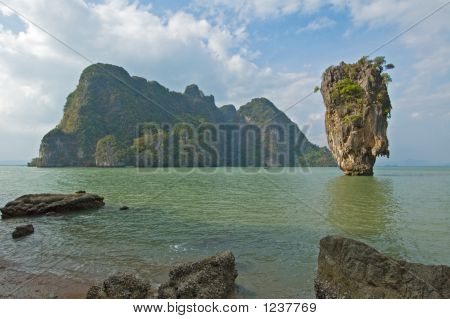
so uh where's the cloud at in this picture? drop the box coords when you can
[193,0,315,21]
[297,16,336,32]
[0,4,14,16]
[410,112,422,119]
[308,112,323,121]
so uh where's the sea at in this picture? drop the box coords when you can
[0,166,449,298]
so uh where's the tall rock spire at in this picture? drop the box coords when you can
[320,57,392,176]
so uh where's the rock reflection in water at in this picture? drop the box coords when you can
[325,176,398,239]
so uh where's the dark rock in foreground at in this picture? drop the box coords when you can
[1,193,105,219]
[85,252,238,299]
[86,273,152,299]
[158,251,238,299]
[12,224,34,239]
[119,206,129,211]
[315,235,450,298]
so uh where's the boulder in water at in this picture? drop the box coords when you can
[12,224,34,239]
[1,193,105,219]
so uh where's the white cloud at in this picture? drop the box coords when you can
[308,112,323,121]
[0,4,14,16]
[193,0,308,21]
[410,112,422,119]
[297,16,336,32]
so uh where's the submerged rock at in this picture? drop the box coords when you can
[320,57,392,175]
[12,224,34,239]
[119,206,129,211]
[315,235,450,298]
[1,193,105,219]
[158,251,238,299]
[86,272,152,299]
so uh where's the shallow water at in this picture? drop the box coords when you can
[0,166,449,298]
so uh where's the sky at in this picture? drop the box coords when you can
[0,0,449,165]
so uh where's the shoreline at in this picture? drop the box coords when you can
[0,257,93,299]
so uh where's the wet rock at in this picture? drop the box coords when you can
[12,224,34,239]
[315,235,450,298]
[86,273,151,299]
[1,193,105,219]
[158,251,238,299]
[86,285,104,299]
[320,57,392,176]
[119,206,129,211]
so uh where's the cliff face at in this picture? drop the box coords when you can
[35,63,334,167]
[320,57,392,175]
[39,64,221,167]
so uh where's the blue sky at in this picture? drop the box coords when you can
[0,0,449,165]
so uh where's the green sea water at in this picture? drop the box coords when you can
[0,166,449,298]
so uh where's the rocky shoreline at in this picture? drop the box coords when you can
[2,238,448,299]
[0,252,238,299]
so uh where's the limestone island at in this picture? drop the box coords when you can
[320,56,393,176]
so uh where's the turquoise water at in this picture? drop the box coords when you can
[0,166,449,298]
